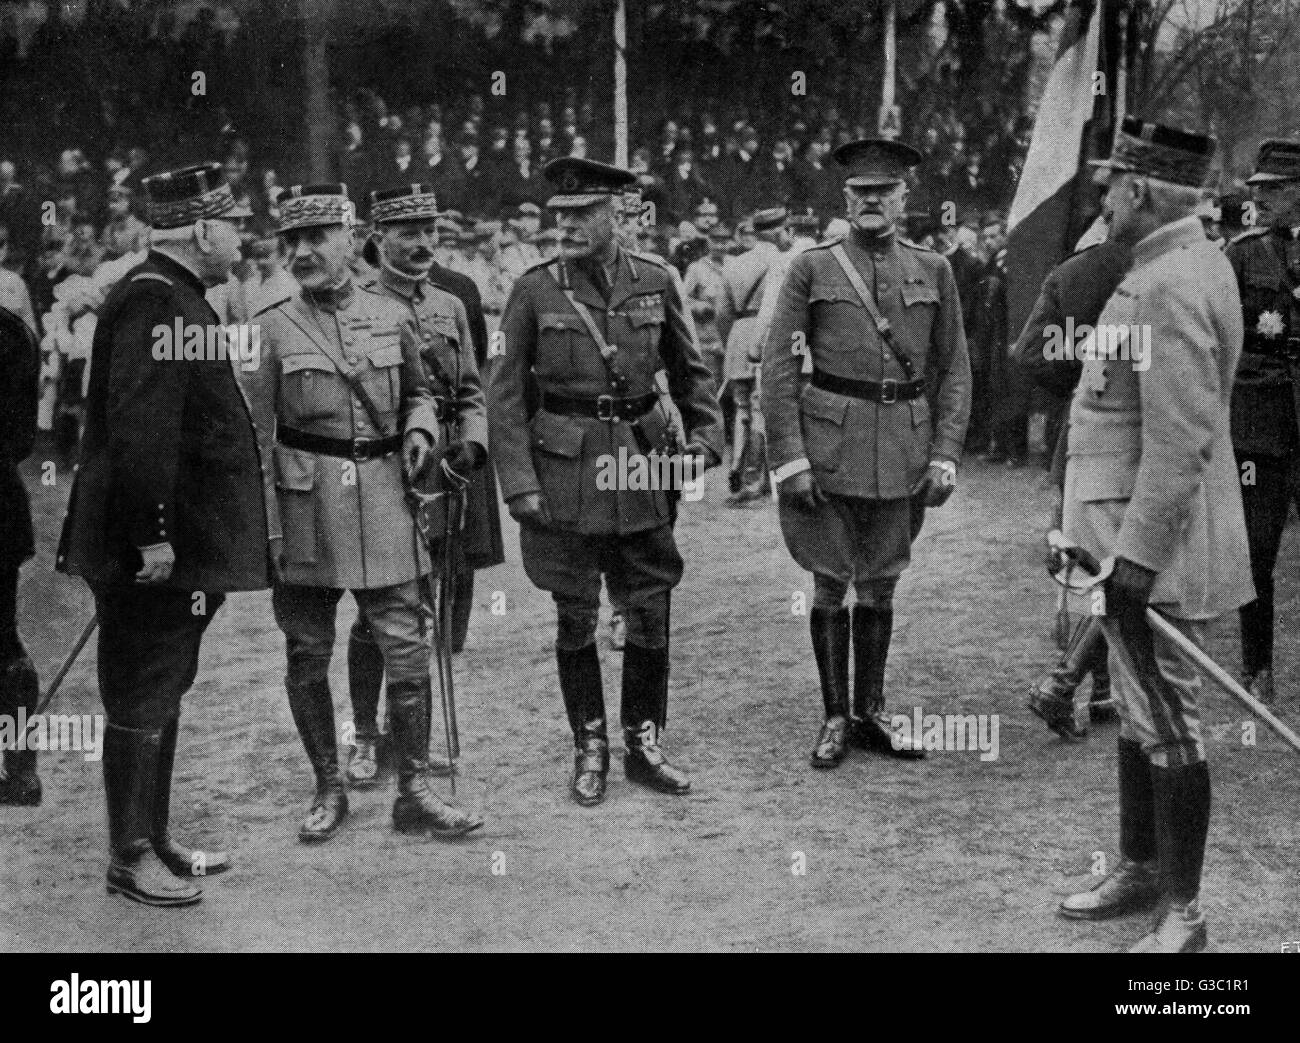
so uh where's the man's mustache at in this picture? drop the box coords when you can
[408,249,433,262]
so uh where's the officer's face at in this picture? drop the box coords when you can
[1101,171,1142,244]
[379,219,438,278]
[844,181,907,236]
[283,223,354,290]
[555,200,615,261]
[1252,178,1300,229]
[196,218,242,287]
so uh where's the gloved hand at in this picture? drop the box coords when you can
[910,461,956,508]
[135,542,175,583]
[1105,556,1156,615]
[403,430,433,482]
[508,492,552,529]
[442,440,485,477]
[778,470,824,514]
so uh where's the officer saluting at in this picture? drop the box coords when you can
[1227,140,1300,706]
[488,158,723,806]
[762,139,971,768]
[243,184,483,842]
[56,164,264,906]
[339,184,490,786]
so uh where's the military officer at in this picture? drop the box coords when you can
[1014,234,1133,738]
[762,139,971,768]
[340,183,490,786]
[722,207,789,503]
[243,184,482,842]
[682,221,734,394]
[1058,119,1252,953]
[488,157,723,806]
[0,304,40,806]
[56,164,264,906]
[1227,139,1300,706]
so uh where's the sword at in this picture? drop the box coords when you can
[407,477,460,796]
[1050,542,1300,755]
[36,614,97,715]
[436,457,468,767]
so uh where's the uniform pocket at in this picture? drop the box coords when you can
[901,282,940,308]
[281,352,338,423]
[273,444,318,563]
[538,313,585,375]
[362,340,404,413]
[529,409,585,524]
[799,384,848,475]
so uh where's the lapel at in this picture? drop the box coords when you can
[284,293,347,368]
[557,258,608,313]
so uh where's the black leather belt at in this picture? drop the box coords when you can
[278,426,403,460]
[812,371,925,404]
[542,391,657,422]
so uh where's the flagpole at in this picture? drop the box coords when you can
[614,0,628,167]
[1115,1,1128,130]
[880,0,898,139]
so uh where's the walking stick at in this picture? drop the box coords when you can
[36,614,97,715]
[1050,543,1300,755]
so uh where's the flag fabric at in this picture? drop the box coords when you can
[1006,0,1103,339]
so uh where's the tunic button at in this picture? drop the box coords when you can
[878,282,889,292]
[343,336,354,346]
[347,356,360,365]
[423,332,433,340]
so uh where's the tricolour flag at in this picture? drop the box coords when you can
[1006,0,1103,339]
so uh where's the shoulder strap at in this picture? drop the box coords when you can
[828,242,916,381]
[738,267,767,315]
[549,262,614,356]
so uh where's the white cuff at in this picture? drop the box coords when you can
[773,459,811,484]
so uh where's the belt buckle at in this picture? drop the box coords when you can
[351,437,374,459]
[878,379,898,405]
[596,394,616,421]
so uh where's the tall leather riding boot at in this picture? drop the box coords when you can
[287,677,348,843]
[1029,615,1104,739]
[346,624,384,787]
[103,724,201,906]
[622,643,690,794]
[558,644,609,805]
[1058,736,1160,920]
[1118,737,1156,864]
[851,605,923,758]
[152,716,230,877]
[809,607,850,768]
[451,566,475,654]
[1131,761,1211,953]
[0,654,41,806]
[1089,642,1116,722]
[389,677,482,837]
